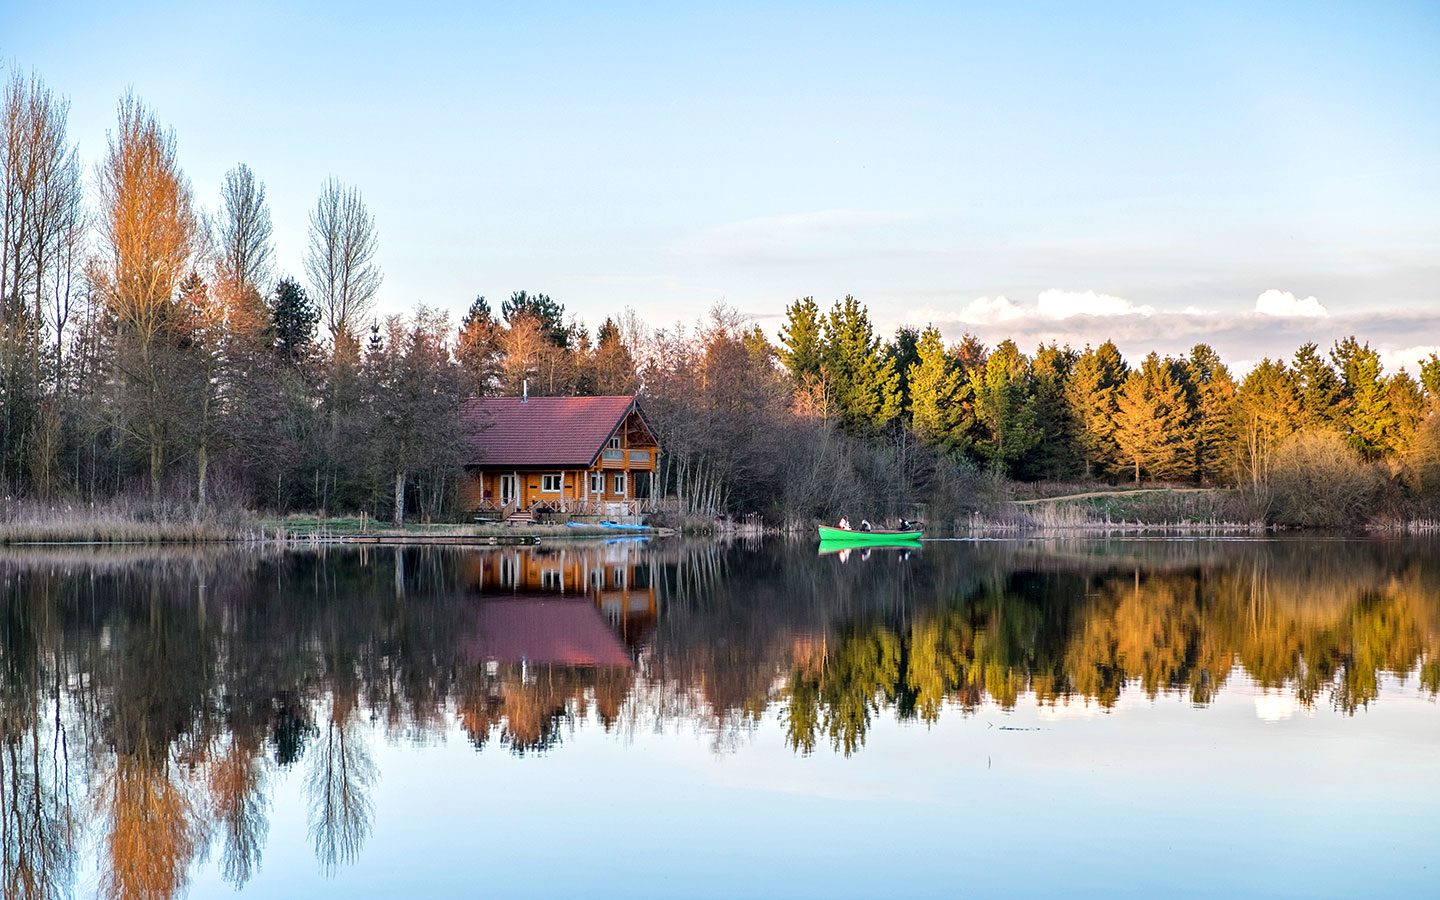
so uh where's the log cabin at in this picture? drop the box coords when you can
[459,395,660,521]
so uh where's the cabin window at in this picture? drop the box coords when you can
[589,472,603,494]
[540,569,563,591]
[608,436,622,449]
[613,473,626,496]
[541,473,563,492]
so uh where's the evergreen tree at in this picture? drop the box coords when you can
[501,291,570,347]
[1066,341,1128,477]
[906,325,971,455]
[822,296,902,434]
[1185,344,1236,484]
[1331,336,1393,459]
[1419,353,1440,403]
[588,317,639,395]
[970,340,1039,475]
[1022,343,1079,480]
[1112,353,1193,484]
[456,295,501,397]
[1386,370,1426,458]
[778,296,825,382]
[1292,342,1342,429]
[270,277,320,363]
[885,326,922,414]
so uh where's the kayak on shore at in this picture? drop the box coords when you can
[817,524,922,543]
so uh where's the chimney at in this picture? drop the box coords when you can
[522,378,528,403]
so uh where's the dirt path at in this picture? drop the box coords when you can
[1014,488,1216,506]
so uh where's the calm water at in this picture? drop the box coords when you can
[2,537,1437,899]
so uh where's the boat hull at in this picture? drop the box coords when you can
[817,525,922,544]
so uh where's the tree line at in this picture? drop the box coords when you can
[4,68,1438,526]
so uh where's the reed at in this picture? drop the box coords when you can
[0,497,262,544]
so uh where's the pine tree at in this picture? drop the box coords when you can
[1386,370,1426,458]
[907,325,972,455]
[270,277,320,363]
[1420,353,1440,402]
[1023,343,1079,480]
[970,340,1039,475]
[1332,336,1393,459]
[778,296,825,381]
[1292,342,1342,430]
[1066,340,1128,477]
[1185,344,1236,484]
[822,296,902,434]
[1112,353,1193,484]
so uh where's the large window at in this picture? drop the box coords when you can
[608,436,622,449]
[589,472,604,494]
[541,473,563,492]
[613,473,627,496]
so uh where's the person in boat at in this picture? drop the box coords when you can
[859,519,872,532]
[898,518,911,531]
[838,515,852,530]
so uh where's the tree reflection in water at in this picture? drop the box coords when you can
[0,537,1435,896]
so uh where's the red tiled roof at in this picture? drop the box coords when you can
[460,395,638,468]
[464,598,633,668]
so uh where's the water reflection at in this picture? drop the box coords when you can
[0,537,1437,896]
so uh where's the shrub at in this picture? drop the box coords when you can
[1267,431,1385,528]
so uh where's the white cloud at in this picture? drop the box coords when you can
[1254,289,1329,318]
[957,295,1027,324]
[1377,345,1440,376]
[1037,288,1154,319]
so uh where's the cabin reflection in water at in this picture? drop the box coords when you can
[456,544,658,752]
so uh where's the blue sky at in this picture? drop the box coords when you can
[5,1,1438,367]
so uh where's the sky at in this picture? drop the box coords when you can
[4,1,1439,370]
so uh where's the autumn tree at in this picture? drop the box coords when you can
[91,92,201,497]
[305,177,381,352]
[1231,358,1299,490]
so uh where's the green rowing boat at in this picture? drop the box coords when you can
[817,525,922,543]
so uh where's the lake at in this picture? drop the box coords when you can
[1,536,1436,898]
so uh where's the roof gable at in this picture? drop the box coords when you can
[461,395,645,468]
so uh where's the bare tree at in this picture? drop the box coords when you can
[215,163,273,338]
[91,92,200,497]
[304,177,380,351]
[0,69,84,487]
